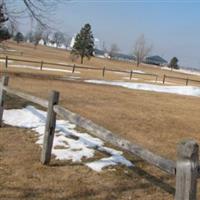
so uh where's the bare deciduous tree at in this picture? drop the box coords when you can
[32,23,43,48]
[42,30,51,45]
[2,0,66,28]
[109,43,119,59]
[52,32,66,47]
[133,34,152,67]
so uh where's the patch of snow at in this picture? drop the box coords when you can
[123,77,139,81]
[162,67,200,76]
[9,64,80,74]
[58,62,71,65]
[85,80,200,97]
[68,76,80,79]
[148,80,174,85]
[0,59,13,63]
[3,106,133,171]
[132,70,145,74]
[86,155,132,172]
[114,70,144,76]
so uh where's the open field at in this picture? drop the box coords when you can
[1,91,176,200]
[7,76,200,160]
[1,41,200,199]
[1,41,200,86]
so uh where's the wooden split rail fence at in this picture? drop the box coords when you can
[1,56,158,81]
[0,75,199,200]
[163,74,200,86]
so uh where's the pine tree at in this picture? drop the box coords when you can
[71,24,94,64]
[14,32,24,44]
[169,57,179,70]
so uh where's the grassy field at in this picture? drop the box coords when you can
[1,41,200,199]
[1,40,200,85]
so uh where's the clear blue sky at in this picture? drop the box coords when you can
[21,1,200,69]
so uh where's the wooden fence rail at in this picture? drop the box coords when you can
[53,104,175,175]
[0,75,199,200]
[163,74,200,86]
[0,56,158,81]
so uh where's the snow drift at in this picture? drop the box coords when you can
[85,80,200,97]
[3,106,133,172]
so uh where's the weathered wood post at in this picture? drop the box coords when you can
[5,56,8,69]
[186,78,189,86]
[175,139,199,200]
[41,91,59,164]
[102,67,106,77]
[155,75,158,82]
[40,61,43,71]
[130,70,133,80]
[163,74,166,84]
[0,76,9,127]
[72,64,76,73]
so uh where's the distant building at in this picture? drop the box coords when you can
[94,49,134,61]
[145,55,168,66]
[38,39,45,45]
[69,34,76,49]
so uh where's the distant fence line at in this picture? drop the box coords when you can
[0,75,199,200]
[0,56,158,81]
[2,56,200,87]
[162,74,200,86]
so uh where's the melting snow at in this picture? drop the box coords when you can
[0,59,13,63]
[9,64,80,74]
[123,77,139,81]
[3,106,133,171]
[85,80,200,97]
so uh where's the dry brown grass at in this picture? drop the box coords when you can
[7,76,200,160]
[1,41,200,199]
[0,126,175,200]
[0,94,175,200]
[1,40,200,85]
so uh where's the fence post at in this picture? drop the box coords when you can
[41,91,59,165]
[102,67,106,77]
[186,78,189,86]
[130,70,133,80]
[175,139,199,200]
[72,64,76,73]
[163,74,166,84]
[0,76,9,127]
[155,75,158,82]
[40,61,43,70]
[5,56,8,68]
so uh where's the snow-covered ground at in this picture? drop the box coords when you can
[3,106,133,172]
[85,80,200,97]
[9,64,80,74]
[161,66,200,76]
[114,70,144,75]
[123,77,139,81]
[0,59,13,63]
[148,80,174,85]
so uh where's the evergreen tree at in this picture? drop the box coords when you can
[71,24,94,64]
[169,57,179,70]
[14,32,24,44]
